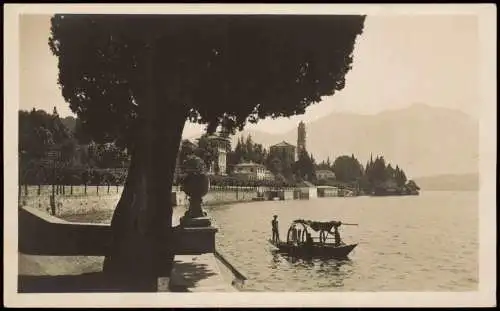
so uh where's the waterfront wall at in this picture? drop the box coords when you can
[19,186,122,217]
[20,185,272,215]
[20,185,278,213]
[19,205,112,256]
[171,186,259,206]
[19,204,217,256]
[172,187,296,206]
[20,184,347,215]
[204,188,257,203]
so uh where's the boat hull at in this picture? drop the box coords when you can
[270,241,357,259]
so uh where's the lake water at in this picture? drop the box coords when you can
[205,191,478,292]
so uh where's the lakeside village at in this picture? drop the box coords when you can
[19,107,420,207]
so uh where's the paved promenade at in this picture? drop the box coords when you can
[169,254,237,292]
[170,206,238,292]
[18,252,237,293]
[17,205,237,292]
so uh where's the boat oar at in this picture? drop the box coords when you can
[341,223,358,226]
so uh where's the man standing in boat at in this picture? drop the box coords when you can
[305,232,314,249]
[271,215,280,244]
[332,222,344,247]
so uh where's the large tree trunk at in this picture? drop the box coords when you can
[102,97,187,292]
[102,113,185,291]
[102,36,189,290]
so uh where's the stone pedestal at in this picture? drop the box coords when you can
[180,216,212,227]
[176,170,217,254]
[176,215,217,254]
[173,225,218,255]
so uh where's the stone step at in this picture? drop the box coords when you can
[169,254,236,292]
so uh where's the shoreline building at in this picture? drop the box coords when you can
[269,141,296,163]
[231,162,275,181]
[316,169,336,181]
[174,129,230,180]
[296,180,318,200]
[206,134,231,176]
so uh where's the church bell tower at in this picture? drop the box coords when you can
[297,121,306,158]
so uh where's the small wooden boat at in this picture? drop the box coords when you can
[270,240,357,258]
[269,219,358,259]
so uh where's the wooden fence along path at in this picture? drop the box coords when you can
[18,183,344,218]
[19,184,125,197]
[19,184,297,198]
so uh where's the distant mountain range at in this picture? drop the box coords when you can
[63,103,478,180]
[414,173,479,191]
[224,103,479,178]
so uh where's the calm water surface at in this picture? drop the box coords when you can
[205,191,478,292]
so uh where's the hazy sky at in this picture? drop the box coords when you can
[19,14,479,137]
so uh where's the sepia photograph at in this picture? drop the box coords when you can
[4,3,496,308]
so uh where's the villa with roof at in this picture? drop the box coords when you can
[269,141,296,163]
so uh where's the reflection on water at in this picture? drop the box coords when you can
[205,191,478,292]
[267,249,354,289]
[285,253,351,285]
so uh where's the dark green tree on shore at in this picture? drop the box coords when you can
[294,151,317,182]
[394,165,407,187]
[406,179,420,191]
[385,164,395,180]
[227,136,244,167]
[371,156,387,185]
[96,143,129,168]
[178,139,197,166]
[331,154,363,183]
[74,117,92,145]
[19,107,78,187]
[227,135,267,170]
[49,14,365,290]
[267,148,295,181]
[361,154,416,193]
[316,157,333,171]
[194,134,220,172]
[21,107,132,172]
[312,152,416,194]
[19,108,74,162]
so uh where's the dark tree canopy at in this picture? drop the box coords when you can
[228,135,267,168]
[49,14,366,147]
[294,151,317,182]
[193,134,221,172]
[331,154,363,183]
[48,14,366,289]
[19,108,73,161]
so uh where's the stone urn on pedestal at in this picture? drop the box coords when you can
[175,155,217,254]
[179,170,211,227]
